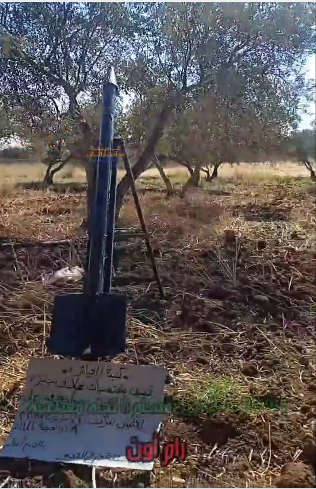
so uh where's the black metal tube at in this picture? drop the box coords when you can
[103,137,120,293]
[86,67,118,295]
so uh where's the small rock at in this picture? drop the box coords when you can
[274,462,313,488]
[257,240,267,250]
[196,356,209,365]
[285,331,294,338]
[306,411,316,419]
[253,294,269,303]
[138,358,150,365]
[225,461,250,474]
[200,417,238,446]
[172,476,186,484]
[309,420,316,431]
[206,285,233,300]
[49,470,86,488]
[300,404,311,414]
[224,229,236,245]
[307,382,316,392]
[165,373,173,384]
[299,356,309,367]
[287,411,302,422]
[221,343,234,353]
[300,438,316,466]
[241,361,258,377]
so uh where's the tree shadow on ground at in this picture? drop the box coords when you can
[137,187,164,195]
[239,204,291,222]
[16,181,86,193]
[128,296,174,325]
[0,236,169,333]
[205,188,231,196]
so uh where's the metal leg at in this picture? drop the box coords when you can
[121,141,164,298]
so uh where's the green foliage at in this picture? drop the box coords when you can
[0,146,34,159]
[124,3,315,97]
[120,3,316,170]
[0,30,26,59]
[287,128,316,161]
[172,377,287,419]
[0,108,12,140]
[1,2,315,187]
[0,104,22,141]
[124,83,301,168]
[0,2,134,133]
[42,145,63,166]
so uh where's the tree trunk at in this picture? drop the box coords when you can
[84,155,96,228]
[302,158,316,181]
[115,95,179,217]
[178,160,194,176]
[43,154,73,186]
[50,155,72,179]
[43,162,55,186]
[154,155,174,196]
[201,166,211,178]
[180,164,201,198]
[205,163,221,182]
[158,153,194,176]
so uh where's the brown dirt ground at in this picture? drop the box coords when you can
[0,164,315,487]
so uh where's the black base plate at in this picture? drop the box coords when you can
[47,293,127,358]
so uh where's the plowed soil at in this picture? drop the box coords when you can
[0,167,315,487]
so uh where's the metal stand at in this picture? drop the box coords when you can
[118,139,164,298]
[47,68,164,360]
[48,68,127,359]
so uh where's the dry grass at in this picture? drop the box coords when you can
[0,161,315,488]
[0,160,310,187]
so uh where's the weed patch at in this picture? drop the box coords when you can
[171,376,287,419]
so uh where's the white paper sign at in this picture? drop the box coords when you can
[0,358,167,470]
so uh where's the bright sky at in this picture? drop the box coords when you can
[299,54,316,129]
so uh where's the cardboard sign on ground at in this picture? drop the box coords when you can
[0,358,167,470]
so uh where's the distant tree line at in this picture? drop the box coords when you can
[0,2,315,219]
[0,146,34,160]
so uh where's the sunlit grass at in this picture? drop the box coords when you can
[172,375,286,419]
[0,159,310,188]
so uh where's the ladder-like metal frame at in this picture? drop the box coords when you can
[113,137,164,298]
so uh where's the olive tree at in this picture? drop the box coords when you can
[116,2,316,212]
[286,127,316,179]
[1,2,315,219]
[168,83,294,194]
[0,1,134,220]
